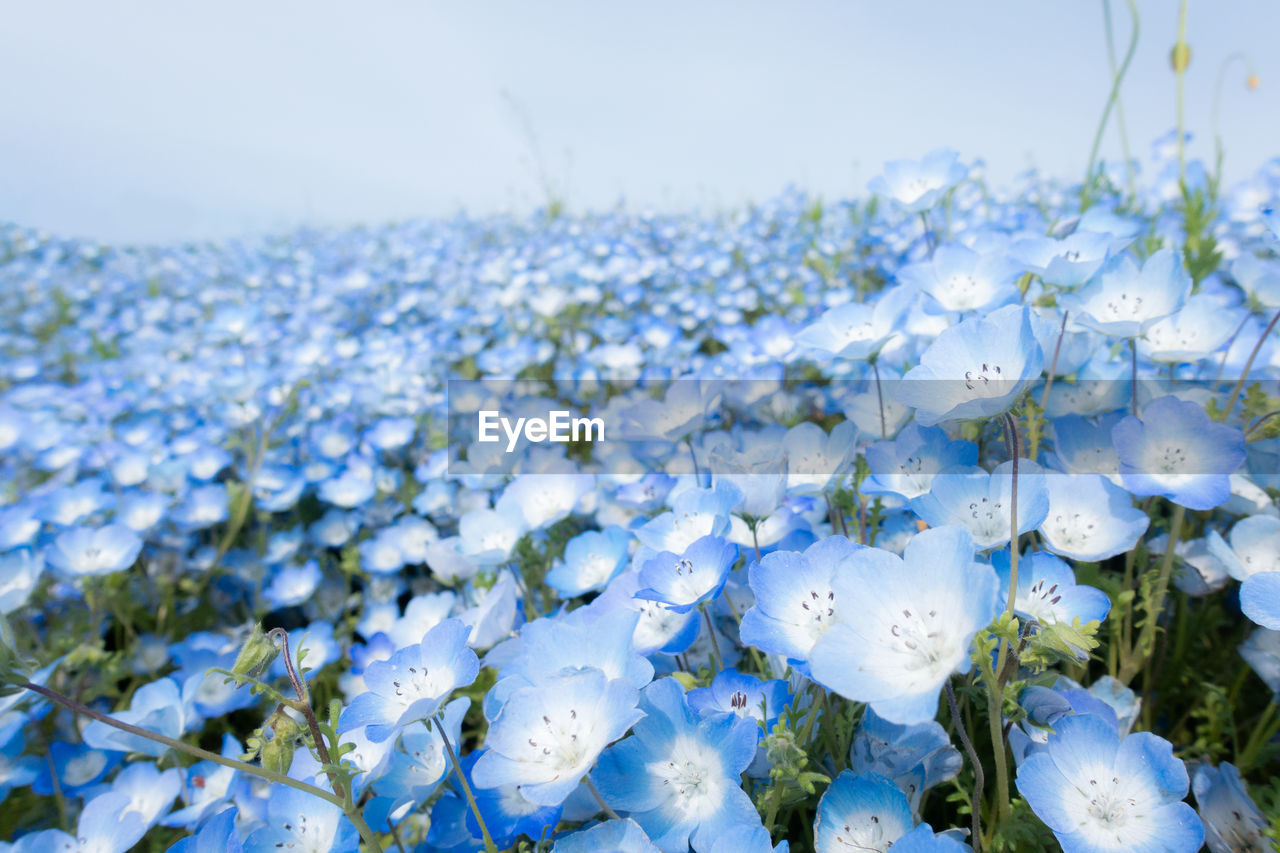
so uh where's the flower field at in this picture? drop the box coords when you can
[3,134,1280,852]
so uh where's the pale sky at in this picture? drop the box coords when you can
[2,1,1277,244]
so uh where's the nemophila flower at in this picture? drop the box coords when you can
[373,696,468,814]
[44,523,143,577]
[338,618,479,742]
[867,148,968,213]
[635,482,740,554]
[0,548,42,613]
[781,421,858,496]
[619,378,722,442]
[161,736,246,829]
[458,504,528,564]
[861,423,978,501]
[909,460,1048,550]
[993,550,1110,627]
[0,731,39,803]
[688,668,791,726]
[740,535,862,665]
[485,605,653,718]
[813,770,954,853]
[555,818,663,852]
[262,559,323,609]
[497,471,594,530]
[1058,248,1191,338]
[458,569,520,649]
[809,526,999,724]
[896,304,1044,426]
[0,504,41,551]
[1230,253,1280,308]
[795,285,914,361]
[171,483,230,529]
[1206,515,1280,582]
[242,782,357,853]
[1008,682,1121,765]
[1042,357,1132,419]
[440,751,564,849]
[636,534,739,614]
[317,468,376,508]
[897,242,1021,315]
[1192,762,1270,853]
[1038,473,1148,562]
[1045,413,1124,479]
[33,741,119,796]
[596,569,701,657]
[38,479,115,527]
[10,791,147,853]
[1112,395,1246,510]
[848,709,962,813]
[1016,713,1203,853]
[103,760,182,829]
[546,525,632,598]
[1239,628,1280,693]
[82,677,199,757]
[167,806,243,853]
[1144,294,1242,362]
[594,677,759,852]
[473,668,642,806]
[358,527,407,575]
[1240,573,1280,629]
[116,490,169,532]
[1013,230,1112,288]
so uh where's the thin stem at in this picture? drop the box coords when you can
[584,775,620,820]
[19,681,343,807]
[269,629,340,797]
[871,357,887,440]
[686,437,703,487]
[1000,414,1022,622]
[1129,337,1139,416]
[946,680,984,852]
[701,604,725,672]
[1122,503,1186,685]
[1175,0,1189,188]
[438,716,497,853]
[1082,0,1139,207]
[983,668,1011,833]
[1223,307,1280,420]
[1039,311,1069,410]
[1247,409,1280,437]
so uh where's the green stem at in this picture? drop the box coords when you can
[1223,307,1280,421]
[438,715,497,853]
[1082,0,1140,208]
[1121,503,1186,685]
[21,681,344,807]
[1175,0,1189,188]
[982,666,1011,833]
[946,680,984,852]
[584,774,620,820]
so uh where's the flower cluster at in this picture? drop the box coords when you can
[1,132,1278,853]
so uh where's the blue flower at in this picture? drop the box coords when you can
[243,782,357,853]
[82,677,199,757]
[44,523,143,576]
[166,806,243,853]
[909,459,1048,550]
[474,668,642,807]
[1016,713,1203,853]
[867,149,968,213]
[337,618,479,742]
[862,423,978,501]
[896,304,1044,426]
[635,482,740,554]
[554,818,662,853]
[1058,249,1191,338]
[1112,395,1246,510]
[0,548,43,614]
[897,242,1021,315]
[636,535,739,615]
[1192,762,1270,853]
[1038,473,1149,562]
[546,525,632,598]
[594,677,759,853]
[993,550,1110,627]
[848,709,962,813]
[373,696,468,813]
[809,526,999,724]
[740,535,863,666]
[687,668,791,728]
[795,285,915,361]
[11,791,148,853]
[813,771,913,852]
[1241,572,1280,630]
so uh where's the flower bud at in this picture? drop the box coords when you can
[1170,43,1191,73]
[231,624,280,681]
[260,707,303,775]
